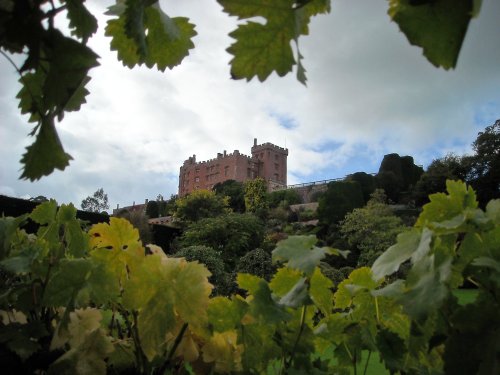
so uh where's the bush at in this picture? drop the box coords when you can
[180,213,265,269]
[237,248,276,281]
[173,245,233,296]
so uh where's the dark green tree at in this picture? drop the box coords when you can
[345,172,376,204]
[413,153,470,206]
[180,213,264,269]
[213,180,245,212]
[317,181,364,228]
[145,200,159,218]
[340,191,406,267]
[174,189,229,223]
[236,248,275,281]
[468,119,500,206]
[80,188,109,213]
[267,189,303,209]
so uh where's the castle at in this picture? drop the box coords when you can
[178,139,288,196]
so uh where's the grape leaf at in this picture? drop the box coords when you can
[272,235,331,276]
[202,330,244,373]
[30,199,58,225]
[218,0,331,83]
[43,259,92,307]
[20,117,73,180]
[42,30,99,117]
[208,296,247,332]
[416,180,477,227]
[105,2,196,71]
[144,6,196,71]
[237,273,290,323]
[49,327,113,375]
[269,267,302,297]
[388,0,474,69]
[310,267,334,316]
[123,255,212,360]
[65,0,98,42]
[371,229,421,280]
[278,277,310,308]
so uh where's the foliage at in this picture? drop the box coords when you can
[346,172,377,204]
[174,189,229,223]
[268,189,303,209]
[173,245,233,296]
[114,209,152,244]
[213,180,245,213]
[413,153,470,206]
[145,200,159,218]
[371,180,500,374]
[179,213,264,269]
[244,178,268,213]
[377,153,423,199]
[340,194,406,267]
[317,180,364,229]
[80,188,109,213]
[236,248,276,281]
[1,181,500,374]
[468,119,500,206]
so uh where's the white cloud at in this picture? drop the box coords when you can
[0,0,499,210]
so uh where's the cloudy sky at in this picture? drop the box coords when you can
[1,0,499,212]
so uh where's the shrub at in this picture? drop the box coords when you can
[237,248,276,281]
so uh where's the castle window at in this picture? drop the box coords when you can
[195,168,200,174]
[247,168,251,177]
[275,163,279,170]
[224,166,229,176]
[195,177,200,183]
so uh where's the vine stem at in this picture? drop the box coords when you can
[363,351,372,375]
[0,49,45,122]
[286,305,307,368]
[156,322,189,374]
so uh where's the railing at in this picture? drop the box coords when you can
[285,173,377,189]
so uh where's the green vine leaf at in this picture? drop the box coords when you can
[65,0,99,42]
[388,0,475,69]
[20,117,73,181]
[272,235,332,276]
[218,0,330,84]
[106,2,196,71]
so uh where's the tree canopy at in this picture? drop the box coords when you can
[80,188,109,213]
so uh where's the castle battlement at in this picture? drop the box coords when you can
[251,140,288,155]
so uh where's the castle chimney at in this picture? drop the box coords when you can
[224,150,227,156]
[254,138,257,146]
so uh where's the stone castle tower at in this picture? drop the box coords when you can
[178,139,288,196]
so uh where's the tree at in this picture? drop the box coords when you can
[80,188,109,213]
[174,189,229,223]
[114,209,152,244]
[1,0,484,180]
[244,177,268,213]
[317,180,364,227]
[345,172,376,204]
[468,119,500,206]
[267,188,303,209]
[179,213,264,269]
[213,180,245,213]
[340,191,406,267]
[145,200,159,218]
[412,153,470,206]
